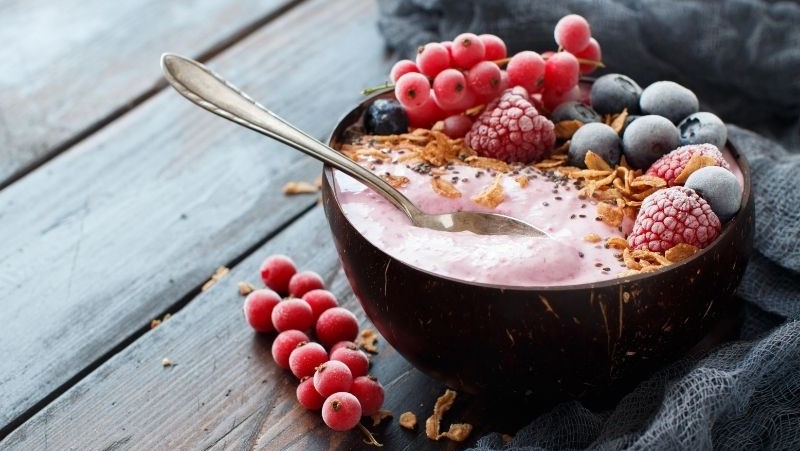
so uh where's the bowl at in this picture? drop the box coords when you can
[321,92,754,404]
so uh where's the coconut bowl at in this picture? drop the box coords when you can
[320,92,754,404]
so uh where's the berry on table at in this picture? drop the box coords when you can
[259,254,296,295]
[364,99,408,135]
[451,33,485,69]
[271,298,314,332]
[590,73,642,115]
[543,51,580,94]
[568,122,621,168]
[554,14,592,53]
[389,59,419,83]
[297,376,326,410]
[465,87,556,163]
[350,375,385,416]
[394,72,431,109]
[432,68,469,111]
[627,186,721,252]
[646,143,729,186]
[685,166,741,222]
[313,360,354,397]
[415,42,450,78]
[272,330,310,369]
[289,341,328,379]
[550,100,601,124]
[302,289,339,323]
[507,51,546,94]
[330,343,370,378]
[573,37,602,74]
[621,114,680,169]
[330,340,357,353]
[466,61,503,98]
[479,34,507,61]
[322,392,362,431]
[678,112,728,148]
[639,81,699,124]
[315,307,360,348]
[242,288,281,333]
[288,270,325,298]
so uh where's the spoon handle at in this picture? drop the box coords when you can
[160,53,421,219]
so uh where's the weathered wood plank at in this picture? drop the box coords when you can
[0,0,300,187]
[0,0,389,435]
[0,207,490,450]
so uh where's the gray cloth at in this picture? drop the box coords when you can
[377,1,800,449]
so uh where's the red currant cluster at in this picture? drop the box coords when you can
[389,14,601,138]
[242,254,385,432]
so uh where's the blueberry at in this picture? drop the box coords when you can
[621,115,680,169]
[568,123,621,168]
[550,101,601,124]
[618,114,640,136]
[590,74,642,115]
[685,166,741,222]
[640,81,699,124]
[364,99,408,135]
[678,112,727,148]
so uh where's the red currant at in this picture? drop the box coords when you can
[242,288,281,333]
[271,298,313,332]
[451,33,485,69]
[350,375,385,416]
[302,289,339,323]
[322,392,362,431]
[395,72,431,109]
[479,34,507,61]
[415,42,450,78]
[288,270,325,298]
[573,37,602,75]
[271,330,310,369]
[259,254,296,295]
[297,376,325,410]
[390,59,419,83]
[544,51,579,94]
[405,93,445,128]
[554,14,592,53]
[432,69,468,111]
[288,341,328,379]
[442,114,473,139]
[466,61,502,98]
[329,340,357,353]
[507,51,545,93]
[330,343,370,378]
[315,307,360,348]
[313,360,353,397]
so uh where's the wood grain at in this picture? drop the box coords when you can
[0,0,390,435]
[0,207,492,450]
[0,0,300,187]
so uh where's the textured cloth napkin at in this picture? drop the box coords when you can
[377,1,800,449]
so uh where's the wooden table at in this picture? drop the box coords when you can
[0,1,530,449]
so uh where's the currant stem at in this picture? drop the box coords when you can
[361,82,393,95]
[358,423,384,447]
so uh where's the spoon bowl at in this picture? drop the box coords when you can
[160,53,546,238]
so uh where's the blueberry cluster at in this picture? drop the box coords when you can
[564,74,727,170]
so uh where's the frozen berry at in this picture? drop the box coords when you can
[590,73,642,115]
[322,392,362,431]
[432,68,469,111]
[288,270,325,298]
[506,51,545,93]
[242,288,281,333]
[289,341,328,379]
[550,100,601,124]
[466,61,503,98]
[364,99,408,135]
[646,143,730,186]
[678,112,727,148]
[316,307,359,348]
[272,330,310,369]
[640,81,699,124]
[554,14,592,53]
[543,51,579,94]
[568,123,621,168]
[394,72,431,109]
[271,298,314,332]
[297,376,325,410]
[628,186,721,252]
[302,289,339,323]
[330,343,370,377]
[685,166,741,222]
[406,93,446,129]
[451,33,485,69]
[542,84,581,112]
[330,340,357,353]
[313,360,353,397]
[259,254,296,295]
[415,43,450,78]
[465,87,556,163]
[479,34,507,61]
[573,37,602,75]
[350,375,385,416]
[618,114,640,136]
[389,59,418,83]
[622,115,680,169]
[442,114,473,139]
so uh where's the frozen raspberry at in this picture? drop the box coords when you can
[646,144,729,186]
[628,187,721,252]
[465,87,555,163]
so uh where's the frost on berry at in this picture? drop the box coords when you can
[321,392,362,431]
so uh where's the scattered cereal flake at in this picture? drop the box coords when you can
[382,174,410,188]
[442,423,473,442]
[569,169,613,180]
[162,358,174,368]
[465,155,512,172]
[201,266,230,291]
[584,233,602,243]
[585,151,612,171]
[533,158,567,169]
[665,243,699,262]
[431,177,461,198]
[597,202,624,227]
[150,313,172,329]
[606,236,629,250]
[471,175,505,208]
[357,329,380,354]
[623,248,641,270]
[609,109,629,134]
[237,281,255,296]
[632,249,672,266]
[631,175,666,189]
[281,181,318,195]
[426,389,457,440]
[555,119,583,139]
[674,155,718,185]
[515,175,529,188]
[370,409,393,426]
[399,412,417,429]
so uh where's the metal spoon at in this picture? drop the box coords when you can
[160,53,545,237]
